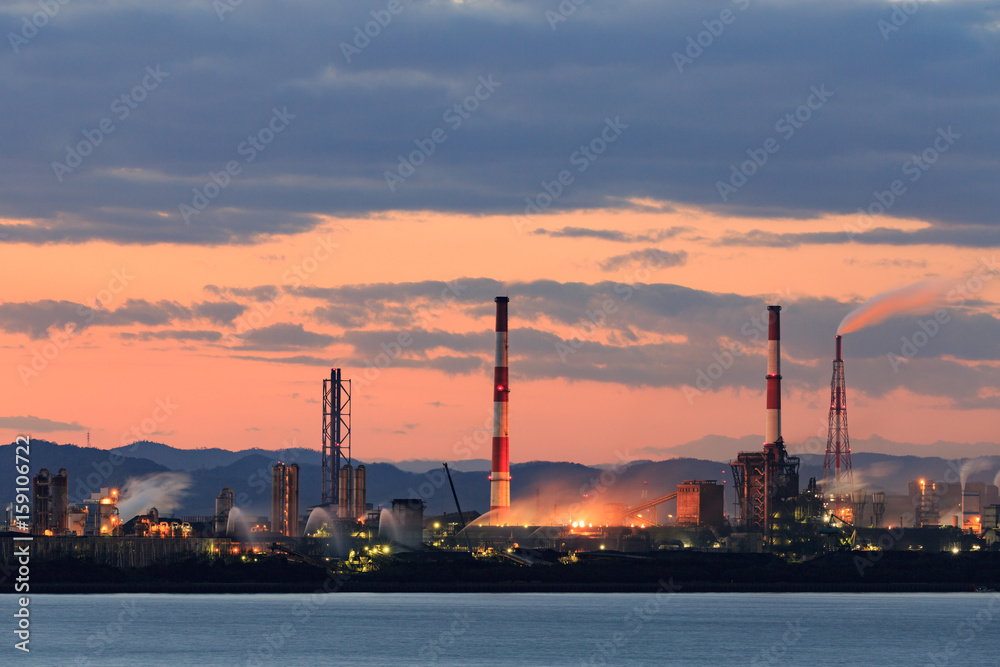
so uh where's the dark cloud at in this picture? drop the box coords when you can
[599,249,687,272]
[279,277,1000,403]
[0,299,191,339]
[1,1,997,243]
[0,415,86,432]
[716,227,1000,248]
[194,301,247,325]
[533,227,690,243]
[237,323,336,351]
[232,354,332,366]
[119,330,223,342]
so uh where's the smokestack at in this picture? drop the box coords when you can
[491,296,510,525]
[835,334,842,362]
[765,305,781,448]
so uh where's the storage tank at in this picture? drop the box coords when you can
[339,464,353,518]
[354,466,366,521]
[215,487,234,536]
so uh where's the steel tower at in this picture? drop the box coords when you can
[823,335,853,519]
[322,368,351,507]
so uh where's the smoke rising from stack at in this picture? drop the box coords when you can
[958,457,992,490]
[993,469,1000,490]
[117,472,191,520]
[837,279,952,335]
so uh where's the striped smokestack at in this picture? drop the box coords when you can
[765,305,781,448]
[490,296,510,525]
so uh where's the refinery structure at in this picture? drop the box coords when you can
[4,296,1000,574]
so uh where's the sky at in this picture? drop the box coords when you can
[2,0,1000,464]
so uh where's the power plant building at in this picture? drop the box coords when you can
[271,463,300,537]
[676,480,724,527]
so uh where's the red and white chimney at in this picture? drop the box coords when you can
[490,296,510,525]
[765,305,781,448]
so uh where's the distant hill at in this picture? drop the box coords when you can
[637,433,1000,462]
[109,441,319,471]
[5,440,999,522]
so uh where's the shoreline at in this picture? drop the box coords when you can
[17,581,984,594]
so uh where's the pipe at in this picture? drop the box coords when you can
[765,305,781,448]
[491,296,510,525]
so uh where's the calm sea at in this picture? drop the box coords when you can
[5,592,999,666]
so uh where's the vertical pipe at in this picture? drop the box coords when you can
[354,465,366,521]
[491,296,510,525]
[764,305,781,447]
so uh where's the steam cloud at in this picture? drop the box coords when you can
[117,472,191,520]
[837,279,952,335]
[958,457,993,490]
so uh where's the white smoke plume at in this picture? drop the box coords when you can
[117,472,191,520]
[838,279,952,335]
[959,457,993,490]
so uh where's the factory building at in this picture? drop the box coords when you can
[32,469,52,535]
[962,482,999,533]
[909,480,943,527]
[676,480,724,527]
[31,469,71,535]
[271,462,300,537]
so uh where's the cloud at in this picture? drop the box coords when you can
[533,227,690,243]
[194,301,247,325]
[0,415,87,432]
[0,299,192,339]
[119,330,223,342]
[716,227,1000,249]
[238,323,336,350]
[599,249,687,272]
[232,354,332,366]
[1,1,997,243]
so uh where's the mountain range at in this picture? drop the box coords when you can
[3,438,999,522]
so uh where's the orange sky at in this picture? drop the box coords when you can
[2,203,997,463]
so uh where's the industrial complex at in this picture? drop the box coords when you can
[3,298,1000,581]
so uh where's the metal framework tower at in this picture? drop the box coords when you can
[872,491,886,528]
[322,368,351,507]
[823,335,853,519]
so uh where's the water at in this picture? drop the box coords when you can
[7,592,1000,666]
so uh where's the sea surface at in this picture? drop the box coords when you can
[5,592,999,666]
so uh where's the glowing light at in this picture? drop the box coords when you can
[952,547,960,554]
[599,545,605,550]
[572,522,578,528]
[433,522,440,529]
[497,384,505,392]
[382,546,390,553]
